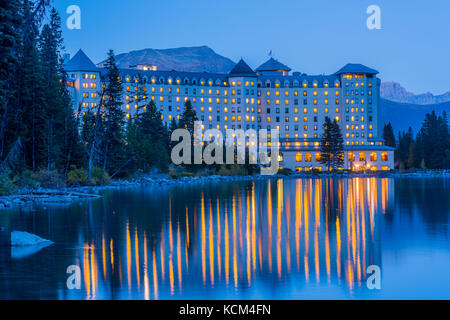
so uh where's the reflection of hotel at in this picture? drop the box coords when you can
[65,50,394,171]
[68,178,392,299]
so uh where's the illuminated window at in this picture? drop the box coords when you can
[296,152,302,162]
[305,153,312,162]
[370,152,377,161]
[348,152,355,162]
[382,152,388,161]
[359,152,366,161]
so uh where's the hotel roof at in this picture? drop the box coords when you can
[65,49,98,72]
[228,59,256,77]
[335,63,379,75]
[256,57,292,72]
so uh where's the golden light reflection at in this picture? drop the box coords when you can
[73,177,391,299]
[126,220,131,291]
[135,226,140,290]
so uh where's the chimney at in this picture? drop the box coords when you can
[63,53,71,64]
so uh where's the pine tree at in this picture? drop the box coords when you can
[396,128,414,169]
[418,111,449,169]
[101,50,125,174]
[38,8,71,171]
[17,0,46,170]
[179,99,197,135]
[382,122,396,148]
[319,117,333,170]
[0,0,22,160]
[320,117,344,171]
[407,143,415,169]
[134,100,169,172]
[80,100,104,179]
[178,99,198,169]
[331,119,345,169]
[127,75,147,117]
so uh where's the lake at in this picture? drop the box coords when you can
[0,177,449,299]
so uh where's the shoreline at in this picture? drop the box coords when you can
[0,170,449,209]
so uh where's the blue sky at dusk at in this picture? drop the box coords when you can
[54,0,450,95]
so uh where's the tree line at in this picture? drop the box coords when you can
[0,1,174,192]
[382,111,450,169]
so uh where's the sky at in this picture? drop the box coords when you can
[53,0,450,95]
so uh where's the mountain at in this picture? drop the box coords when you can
[380,98,450,134]
[381,82,450,105]
[97,46,236,73]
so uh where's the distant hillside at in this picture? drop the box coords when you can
[97,46,236,73]
[380,98,450,134]
[381,82,450,105]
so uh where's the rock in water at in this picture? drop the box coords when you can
[11,231,53,246]
[10,231,53,259]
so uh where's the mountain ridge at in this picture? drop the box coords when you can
[380,81,450,105]
[97,46,236,74]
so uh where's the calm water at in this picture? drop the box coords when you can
[0,177,449,300]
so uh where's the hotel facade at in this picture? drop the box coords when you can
[65,50,394,172]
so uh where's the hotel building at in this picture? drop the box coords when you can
[65,49,394,171]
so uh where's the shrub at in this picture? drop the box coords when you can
[180,171,195,178]
[278,168,293,176]
[216,164,246,176]
[0,173,17,195]
[89,167,111,186]
[33,170,66,188]
[15,170,39,189]
[168,166,178,179]
[67,166,88,186]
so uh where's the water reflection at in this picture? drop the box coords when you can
[71,178,391,299]
[1,177,450,299]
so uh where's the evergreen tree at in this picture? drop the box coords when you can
[177,99,198,170]
[133,100,169,172]
[320,117,344,171]
[0,0,22,160]
[20,1,51,171]
[382,122,396,148]
[330,119,345,169]
[419,111,449,169]
[169,117,179,133]
[407,142,415,169]
[319,117,333,170]
[38,8,76,171]
[179,99,197,135]
[101,50,125,174]
[80,100,104,179]
[396,127,414,169]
